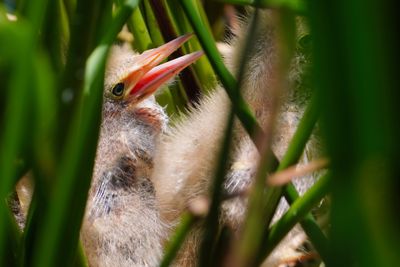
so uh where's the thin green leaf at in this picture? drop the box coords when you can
[165,0,217,91]
[264,174,331,256]
[179,0,265,140]
[160,212,198,267]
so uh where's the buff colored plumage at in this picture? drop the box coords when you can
[14,10,320,267]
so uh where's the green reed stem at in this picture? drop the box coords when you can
[264,174,331,256]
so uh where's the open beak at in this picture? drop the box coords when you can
[121,34,203,102]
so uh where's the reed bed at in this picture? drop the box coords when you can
[0,0,399,266]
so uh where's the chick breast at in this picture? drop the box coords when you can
[82,99,168,267]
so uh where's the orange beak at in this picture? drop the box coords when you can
[121,34,203,102]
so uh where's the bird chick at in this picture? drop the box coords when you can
[81,35,203,267]
[152,10,319,266]
[9,11,319,267]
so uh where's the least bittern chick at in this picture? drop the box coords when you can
[152,11,321,267]
[81,34,203,267]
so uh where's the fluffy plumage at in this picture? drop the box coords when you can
[82,10,320,267]
[153,11,319,266]
[82,46,169,266]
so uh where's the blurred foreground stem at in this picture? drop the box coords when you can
[30,1,140,266]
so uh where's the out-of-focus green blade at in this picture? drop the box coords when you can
[310,0,400,265]
[42,0,70,71]
[0,21,33,266]
[30,1,139,266]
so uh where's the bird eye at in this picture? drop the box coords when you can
[112,82,125,97]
